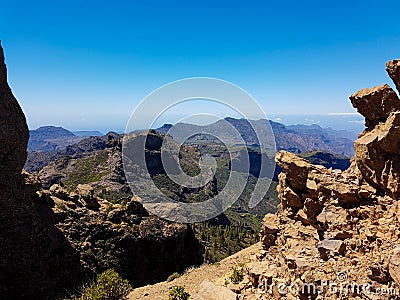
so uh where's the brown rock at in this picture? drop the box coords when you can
[260,214,280,234]
[386,59,400,94]
[389,246,400,286]
[354,112,400,197]
[260,214,280,249]
[247,262,265,287]
[277,182,304,208]
[0,41,29,181]
[317,239,346,260]
[350,84,400,129]
[192,280,238,300]
[75,184,99,210]
[49,184,69,198]
[369,263,389,283]
[275,151,311,191]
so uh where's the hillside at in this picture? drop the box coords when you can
[299,150,350,171]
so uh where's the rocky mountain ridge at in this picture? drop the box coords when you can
[157,117,355,157]
[28,126,86,151]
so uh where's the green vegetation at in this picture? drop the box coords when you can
[229,266,244,284]
[169,286,190,300]
[74,269,132,300]
[98,188,131,204]
[64,151,110,190]
[194,221,260,263]
[167,272,181,282]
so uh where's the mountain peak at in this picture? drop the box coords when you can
[0,40,8,89]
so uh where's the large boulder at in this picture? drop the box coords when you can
[386,59,400,94]
[192,280,238,300]
[350,84,400,130]
[0,41,84,299]
[0,40,29,181]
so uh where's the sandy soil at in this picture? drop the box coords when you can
[128,243,262,299]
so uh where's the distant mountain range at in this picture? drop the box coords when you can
[28,126,103,152]
[28,118,356,158]
[156,117,355,157]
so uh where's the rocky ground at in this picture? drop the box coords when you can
[34,181,203,288]
[128,243,263,300]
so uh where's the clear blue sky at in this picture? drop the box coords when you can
[1,0,400,132]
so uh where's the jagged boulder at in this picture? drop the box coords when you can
[352,61,400,198]
[386,59,400,94]
[350,84,400,130]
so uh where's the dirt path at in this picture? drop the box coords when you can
[128,243,262,299]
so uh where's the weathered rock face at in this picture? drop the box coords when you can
[387,59,400,94]
[40,184,203,287]
[351,63,400,198]
[350,84,400,130]
[236,59,400,299]
[0,41,29,181]
[0,42,84,298]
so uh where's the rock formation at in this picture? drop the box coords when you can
[237,59,400,299]
[0,40,29,180]
[40,182,204,287]
[0,41,84,298]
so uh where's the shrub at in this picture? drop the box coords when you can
[167,272,181,282]
[229,266,244,284]
[75,269,132,300]
[169,286,190,300]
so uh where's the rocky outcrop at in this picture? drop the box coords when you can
[0,41,84,298]
[0,40,29,180]
[40,183,203,287]
[235,59,400,299]
[387,60,400,94]
[350,84,400,130]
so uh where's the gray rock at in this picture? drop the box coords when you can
[317,239,346,260]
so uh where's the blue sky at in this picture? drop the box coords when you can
[1,0,400,133]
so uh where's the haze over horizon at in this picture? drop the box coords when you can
[1,0,399,133]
